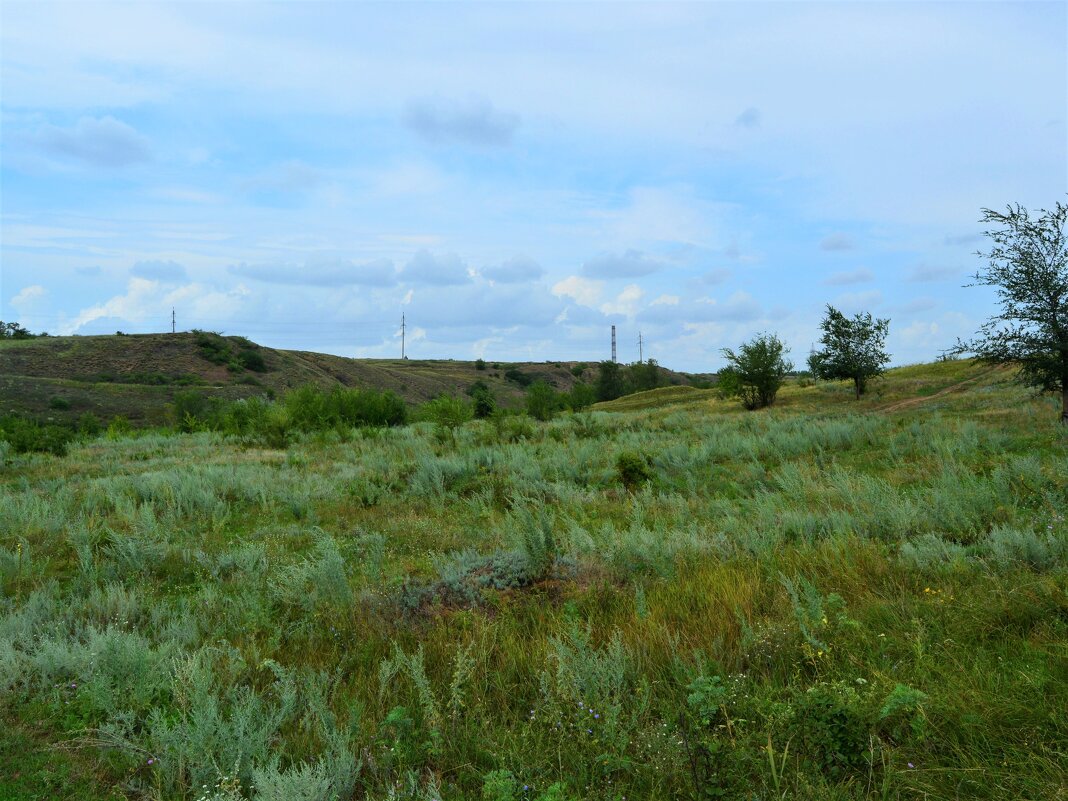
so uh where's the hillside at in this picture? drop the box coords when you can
[0,332,702,424]
[593,358,1017,418]
[1,355,1065,801]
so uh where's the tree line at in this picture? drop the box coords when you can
[718,199,1068,422]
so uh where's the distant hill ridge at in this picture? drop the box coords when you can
[0,332,706,425]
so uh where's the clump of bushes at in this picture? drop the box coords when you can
[192,330,269,373]
[171,384,408,440]
[616,450,653,490]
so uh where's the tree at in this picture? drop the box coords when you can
[718,332,792,409]
[465,379,496,419]
[627,359,664,393]
[595,361,625,402]
[525,380,559,421]
[955,201,1068,423]
[808,306,890,399]
[0,321,36,339]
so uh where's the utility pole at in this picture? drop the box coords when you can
[401,313,406,359]
[638,331,643,363]
[611,325,617,363]
[171,308,176,334]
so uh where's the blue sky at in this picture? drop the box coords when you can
[2,1,1065,371]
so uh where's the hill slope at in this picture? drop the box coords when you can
[0,332,701,425]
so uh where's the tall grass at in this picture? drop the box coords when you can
[1,369,1065,800]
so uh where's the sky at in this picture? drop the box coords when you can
[1,1,1065,372]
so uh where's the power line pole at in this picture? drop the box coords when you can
[401,313,406,359]
[638,331,643,363]
[611,325,617,363]
[171,307,176,334]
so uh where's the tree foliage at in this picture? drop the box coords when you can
[525,380,560,421]
[808,306,890,399]
[954,201,1068,423]
[595,361,625,402]
[718,332,792,410]
[0,321,41,339]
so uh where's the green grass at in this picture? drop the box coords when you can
[1,362,1066,800]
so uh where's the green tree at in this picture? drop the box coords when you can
[595,360,625,401]
[566,381,596,411]
[0,321,36,339]
[525,380,559,421]
[954,201,1068,424]
[808,306,890,399]
[627,358,663,393]
[718,332,792,409]
[466,379,497,419]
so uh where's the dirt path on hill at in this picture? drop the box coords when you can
[876,365,1010,413]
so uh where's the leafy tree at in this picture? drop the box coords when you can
[718,333,792,409]
[566,381,596,411]
[627,358,664,393]
[595,360,625,401]
[954,201,1068,424]
[0,321,36,339]
[808,306,890,399]
[466,379,496,419]
[525,380,559,421]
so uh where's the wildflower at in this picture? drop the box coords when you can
[908,762,915,769]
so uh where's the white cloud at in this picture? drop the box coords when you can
[600,284,644,317]
[582,249,664,279]
[482,256,544,284]
[552,275,604,306]
[403,96,520,147]
[400,250,470,285]
[10,284,46,308]
[33,116,150,167]
[820,233,855,251]
[651,294,680,306]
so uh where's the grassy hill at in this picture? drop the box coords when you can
[0,332,701,425]
[1,357,1065,801]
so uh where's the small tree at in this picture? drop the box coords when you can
[525,380,559,421]
[718,333,792,409]
[465,379,496,419]
[954,201,1068,424]
[808,306,890,399]
[595,360,625,401]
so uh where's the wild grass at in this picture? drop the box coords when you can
[1,363,1066,800]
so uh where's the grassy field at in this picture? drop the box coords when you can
[1,361,1066,800]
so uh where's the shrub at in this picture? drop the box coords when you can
[504,367,534,387]
[420,394,473,431]
[566,382,596,411]
[237,348,267,372]
[525,380,560,421]
[475,358,487,371]
[616,451,653,490]
[719,332,792,409]
[48,396,71,410]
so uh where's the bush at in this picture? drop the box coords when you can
[466,380,496,419]
[566,382,596,411]
[504,367,534,387]
[616,451,653,490]
[48,396,71,411]
[525,380,560,421]
[475,358,487,371]
[0,415,76,455]
[420,394,473,431]
[719,332,792,409]
[237,348,267,372]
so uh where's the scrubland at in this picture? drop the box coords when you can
[1,361,1065,800]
